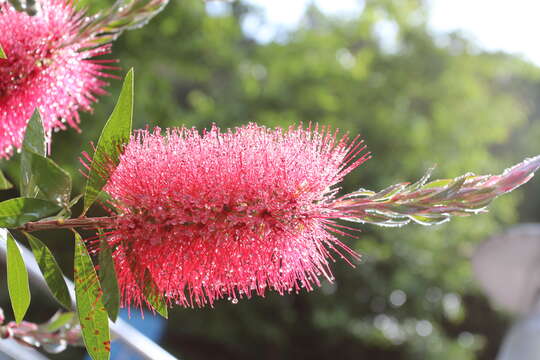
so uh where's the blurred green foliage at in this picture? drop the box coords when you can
[3,0,540,359]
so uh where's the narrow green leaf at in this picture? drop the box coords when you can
[410,215,450,226]
[69,194,83,208]
[6,232,31,323]
[142,269,168,319]
[371,183,408,201]
[27,151,72,207]
[423,178,453,189]
[0,43,6,59]
[0,169,13,190]
[407,166,435,192]
[25,232,71,310]
[430,176,467,201]
[43,312,75,332]
[21,110,46,197]
[0,197,61,228]
[83,69,133,213]
[56,194,83,219]
[73,230,110,360]
[98,238,120,322]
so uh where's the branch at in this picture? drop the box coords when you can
[18,217,114,232]
[0,308,82,353]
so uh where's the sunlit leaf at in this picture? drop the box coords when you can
[0,198,61,228]
[0,169,13,190]
[0,43,5,59]
[6,232,31,323]
[20,110,46,198]
[73,230,110,360]
[27,151,72,207]
[25,232,71,310]
[83,69,133,214]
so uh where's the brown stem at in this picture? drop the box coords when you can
[18,217,115,232]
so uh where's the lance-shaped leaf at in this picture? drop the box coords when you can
[0,198,61,228]
[83,69,133,214]
[98,238,120,322]
[141,269,168,319]
[27,152,72,208]
[73,230,110,360]
[0,43,6,59]
[25,232,71,310]
[125,244,168,318]
[333,155,540,227]
[0,169,13,190]
[42,311,76,332]
[20,110,46,198]
[5,232,31,323]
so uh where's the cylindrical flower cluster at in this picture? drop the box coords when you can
[0,0,114,158]
[102,124,369,308]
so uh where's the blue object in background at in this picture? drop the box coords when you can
[85,309,166,360]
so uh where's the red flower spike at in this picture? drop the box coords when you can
[101,124,370,309]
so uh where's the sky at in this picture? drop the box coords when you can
[207,0,540,66]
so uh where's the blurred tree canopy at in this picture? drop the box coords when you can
[3,0,540,359]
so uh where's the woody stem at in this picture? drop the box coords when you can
[17,217,115,232]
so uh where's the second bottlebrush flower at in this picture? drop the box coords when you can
[0,0,115,158]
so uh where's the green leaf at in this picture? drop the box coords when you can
[410,214,450,226]
[83,69,134,214]
[56,194,83,219]
[25,232,71,310]
[423,178,453,189]
[73,230,110,360]
[142,269,168,319]
[371,183,408,201]
[43,311,75,332]
[20,110,46,198]
[0,169,13,190]
[69,194,83,208]
[0,198,62,228]
[430,176,467,201]
[27,151,72,207]
[0,43,5,59]
[98,238,120,322]
[6,232,31,324]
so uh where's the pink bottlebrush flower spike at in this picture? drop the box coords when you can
[101,124,370,309]
[0,0,117,158]
[94,123,540,310]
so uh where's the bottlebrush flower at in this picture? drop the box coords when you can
[95,123,540,310]
[99,124,370,309]
[0,0,115,158]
